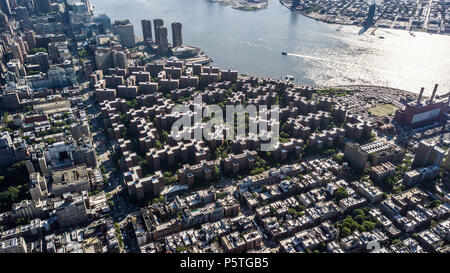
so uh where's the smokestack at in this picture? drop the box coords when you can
[429,84,438,103]
[417,87,424,105]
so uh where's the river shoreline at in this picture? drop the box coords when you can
[278,0,448,37]
[323,84,419,99]
[90,0,450,95]
[207,0,268,11]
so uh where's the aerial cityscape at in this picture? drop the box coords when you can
[0,0,448,260]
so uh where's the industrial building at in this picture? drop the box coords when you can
[394,85,449,127]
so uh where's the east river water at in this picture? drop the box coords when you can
[91,0,450,95]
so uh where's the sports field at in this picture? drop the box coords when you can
[367,104,399,117]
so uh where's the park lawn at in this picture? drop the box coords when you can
[367,103,399,117]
